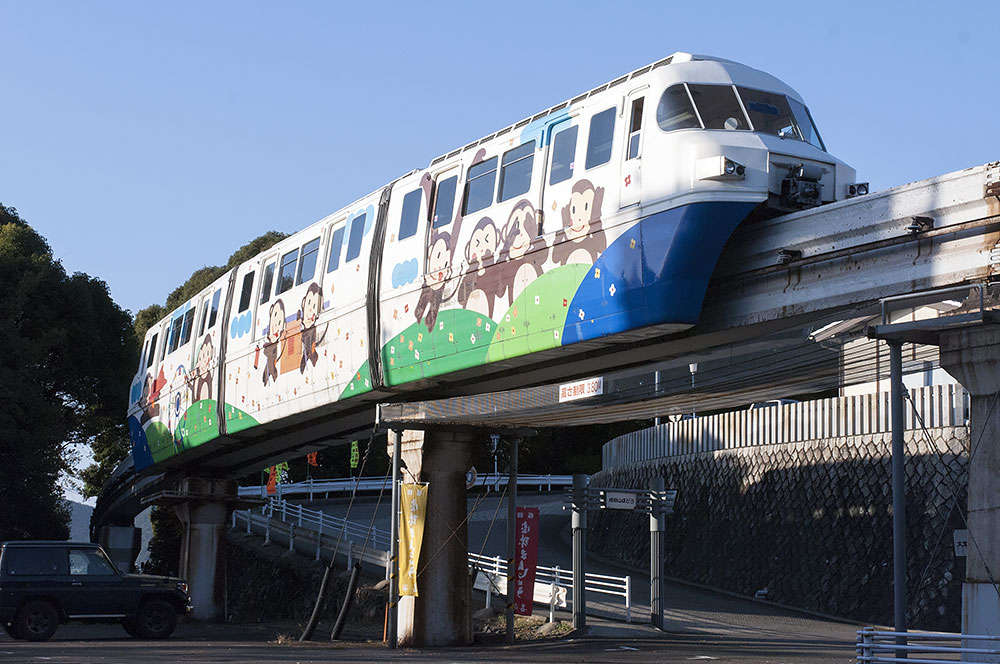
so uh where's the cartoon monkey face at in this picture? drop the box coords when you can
[196,336,213,375]
[301,284,322,328]
[466,218,498,271]
[566,189,596,240]
[268,300,286,342]
[424,236,451,289]
[504,202,537,261]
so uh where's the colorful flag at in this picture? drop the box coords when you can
[306,452,319,467]
[350,440,359,469]
[513,507,540,615]
[398,483,428,597]
[265,466,277,495]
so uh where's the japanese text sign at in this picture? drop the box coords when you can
[513,507,540,615]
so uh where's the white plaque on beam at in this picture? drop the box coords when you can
[558,376,603,403]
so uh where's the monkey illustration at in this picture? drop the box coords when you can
[138,370,163,426]
[188,334,215,401]
[497,199,548,306]
[298,282,328,372]
[551,179,606,266]
[255,299,285,385]
[457,216,502,319]
[414,177,466,332]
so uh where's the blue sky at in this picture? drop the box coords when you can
[2,1,996,316]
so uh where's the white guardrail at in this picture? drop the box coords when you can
[857,627,1000,663]
[237,474,573,500]
[604,384,970,469]
[232,497,631,621]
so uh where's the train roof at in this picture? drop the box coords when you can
[426,52,744,167]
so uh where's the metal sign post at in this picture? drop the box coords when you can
[565,479,676,631]
[506,438,519,644]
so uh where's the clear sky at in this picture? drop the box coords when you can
[2,1,996,316]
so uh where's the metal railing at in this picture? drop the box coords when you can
[238,473,574,500]
[857,627,1000,663]
[233,498,633,620]
[603,384,970,469]
[467,551,632,623]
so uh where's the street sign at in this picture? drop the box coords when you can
[605,491,638,510]
[954,529,969,557]
[558,376,603,403]
[662,490,678,515]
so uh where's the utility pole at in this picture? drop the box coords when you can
[387,429,401,648]
[649,476,665,630]
[571,474,588,631]
[889,341,908,657]
[505,438,519,644]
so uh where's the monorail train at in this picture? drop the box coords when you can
[128,52,859,470]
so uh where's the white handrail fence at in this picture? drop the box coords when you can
[604,384,970,469]
[856,627,1000,663]
[232,498,632,621]
[238,474,573,500]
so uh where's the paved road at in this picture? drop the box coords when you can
[0,622,856,663]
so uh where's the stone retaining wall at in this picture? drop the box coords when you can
[589,427,969,630]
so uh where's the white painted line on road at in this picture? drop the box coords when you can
[605,645,639,651]
[687,656,718,660]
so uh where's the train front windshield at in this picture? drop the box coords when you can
[656,83,825,151]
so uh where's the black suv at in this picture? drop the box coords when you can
[0,541,191,641]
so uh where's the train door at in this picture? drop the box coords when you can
[254,251,279,345]
[619,87,647,208]
[268,234,324,378]
[540,116,582,244]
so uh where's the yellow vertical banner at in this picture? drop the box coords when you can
[398,482,428,597]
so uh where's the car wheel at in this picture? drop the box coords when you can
[3,621,23,639]
[15,600,59,642]
[134,599,177,639]
[121,618,139,638]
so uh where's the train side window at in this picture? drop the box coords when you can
[397,189,422,241]
[549,125,578,185]
[260,261,276,304]
[145,333,158,369]
[238,271,255,312]
[346,213,366,261]
[627,97,644,160]
[686,84,748,130]
[208,289,221,328]
[179,308,195,347]
[585,107,616,169]
[431,176,457,228]
[167,316,183,353]
[656,84,702,132]
[197,300,209,337]
[296,237,320,285]
[462,156,497,215]
[498,142,534,202]
[140,339,149,369]
[276,249,298,294]
[326,227,345,272]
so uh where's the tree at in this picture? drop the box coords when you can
[0,204,136,539]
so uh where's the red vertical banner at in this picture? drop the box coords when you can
[513,507,540,616]
[266,466,277,495]
[306,452,318,467]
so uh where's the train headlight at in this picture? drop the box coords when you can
[696,156,746,181]
[847,182,869,198]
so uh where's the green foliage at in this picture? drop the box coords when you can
[0,204,135,539]
[142,506,183,576]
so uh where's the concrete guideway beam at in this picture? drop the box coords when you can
[389,429,474,647]
[940,325,1000,641]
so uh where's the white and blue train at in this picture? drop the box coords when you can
[127,52,859,470]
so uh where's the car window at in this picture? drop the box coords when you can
[2,547,68,575]
[68,549,116,576]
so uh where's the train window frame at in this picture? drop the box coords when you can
[208,289,221,328]
[549,124,578,185]
[431,175,458,228]
[462,156,498,216]
[296,237,321,285]
[259,261,276,305]
[627,97,644,160]
[655,84,703,132]
[237,270,256,313]
[145,333,158,369]
[397,188,422,241]
[685,84,749,131]
[179,308,196,347]
[785,96,826,151]
[735,86,802,141]
[498,141,534,202]
[585,107,616,169]
[197,299,209,337]
[345,213,366,262]
[276,248,298,295]
[326,225,345,273]
[167,315,184,354]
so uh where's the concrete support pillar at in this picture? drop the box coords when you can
[389,428,474,647]
[97,525,141,573]
[171,477,237,622]
[941,325,1000,639]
